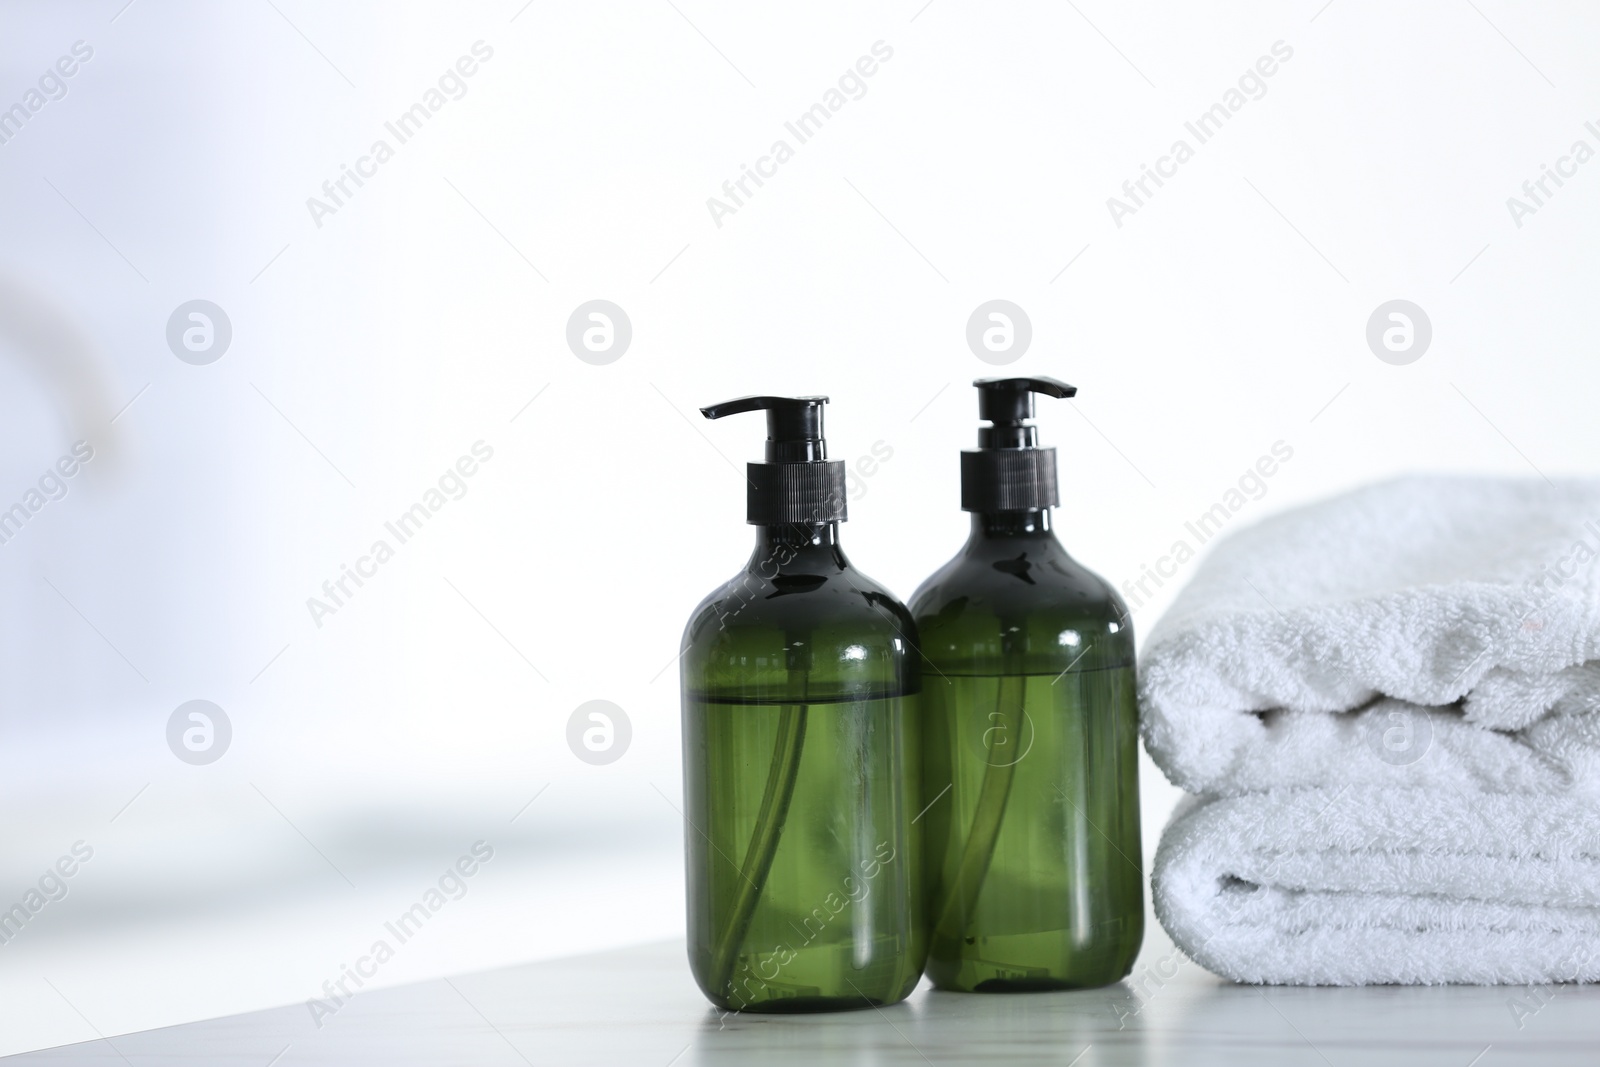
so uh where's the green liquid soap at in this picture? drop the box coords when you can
[911,376,1144,992]
[683,690,922,1011]
[681,394,925,1013]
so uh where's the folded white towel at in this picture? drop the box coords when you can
[1155,788,1600,985]
[1143,476,1600,796]
[1141,475,1600,984]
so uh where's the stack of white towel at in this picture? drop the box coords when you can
[1141,475,1600,984]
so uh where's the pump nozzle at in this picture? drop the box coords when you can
[974,376,1077,447]
[702,395,847,525]
[962,377,1076,512]
[700,395,830,463]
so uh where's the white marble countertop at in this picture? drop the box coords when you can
[8,928,1600,1066]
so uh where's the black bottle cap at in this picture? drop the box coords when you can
[701,395,848,525]
[960,376,1077,512]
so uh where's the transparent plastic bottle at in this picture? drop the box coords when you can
[911,377,1143,992]
[681,396,925,1012]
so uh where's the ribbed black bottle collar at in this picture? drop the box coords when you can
[960,448,1058,512]
[746,461,847,525]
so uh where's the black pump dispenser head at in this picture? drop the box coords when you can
[961,376,1077,512]
[701,395,847,525]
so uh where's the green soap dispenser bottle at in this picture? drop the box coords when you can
[680,395,925,1013]
[911,376,1143,992]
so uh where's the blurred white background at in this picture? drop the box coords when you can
[1,0,1598,1055]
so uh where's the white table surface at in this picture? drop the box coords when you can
[8,930,1599,1066]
